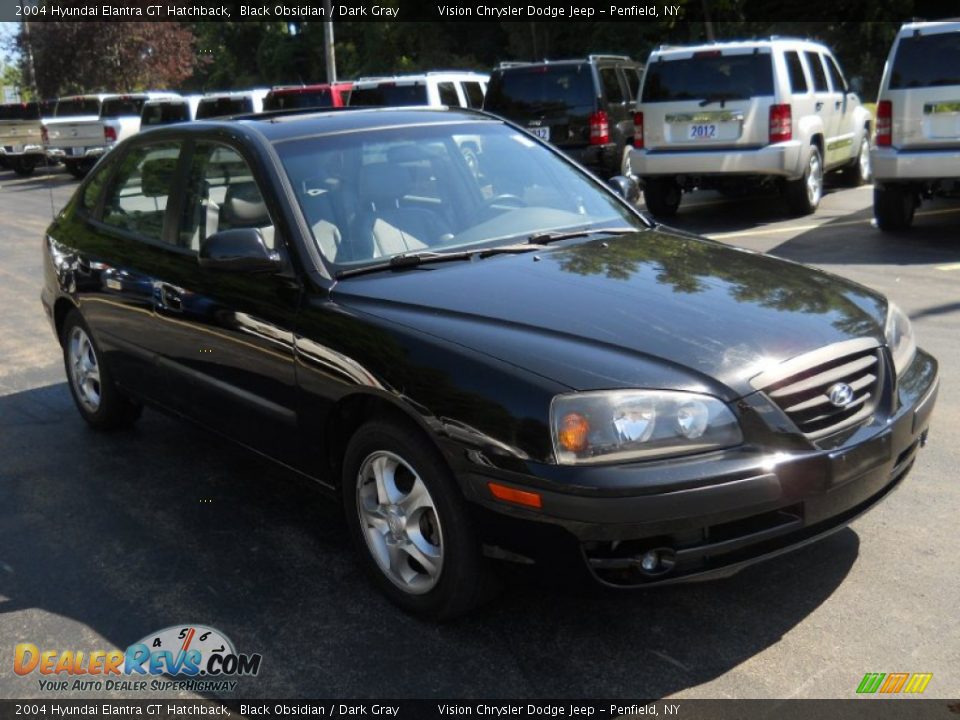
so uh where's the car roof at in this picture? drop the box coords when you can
[897,20,960,36]
[353,72,489,86]
[268,83,353,94]
[652,38,829,57]
[151,107,500,144]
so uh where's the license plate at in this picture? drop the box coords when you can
[529,126,550,141]
[72,147,86,156]
[688,124,718,140]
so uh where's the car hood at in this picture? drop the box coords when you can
[332,229,889,399]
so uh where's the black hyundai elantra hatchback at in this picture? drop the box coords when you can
[41,108,938,618]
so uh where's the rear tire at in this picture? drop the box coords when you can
[64,159,92,180]
[785,146,823,215]
[874,184,916,232]
[62,309,142,430]
[643,177,682,218]
[12,157,39,177]
[341,419,495,620]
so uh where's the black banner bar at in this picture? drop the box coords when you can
[1,700,960,720]
[0,0,958,23]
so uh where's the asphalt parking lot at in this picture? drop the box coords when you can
[1,164,958,701]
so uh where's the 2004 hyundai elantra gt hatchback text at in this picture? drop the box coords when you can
[41,108,939,619]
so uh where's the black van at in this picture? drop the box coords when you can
[484,55,643,177]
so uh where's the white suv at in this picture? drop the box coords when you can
[348,72,489,109]
[629,38,873,217]
[871,21,960,231]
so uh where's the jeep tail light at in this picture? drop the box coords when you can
[876,100,892,147]
[769,104,792,144]
[104,126,117,143]
[589,110,610,145]
[41,126,48,144]
[633,112,644,149]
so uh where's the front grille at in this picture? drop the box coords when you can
[751,338,883,439]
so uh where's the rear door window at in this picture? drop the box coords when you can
[784,51,808,93]
[484,65,596,114]
[101,142,182,243]
[437,82,461,107]
[804,51,829,92]
[641,52,774,102]
[824,55,847,92]
[890,30,960,88]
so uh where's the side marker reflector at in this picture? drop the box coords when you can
[488,482,542,509]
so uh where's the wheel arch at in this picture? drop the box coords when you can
[53,297,79,345]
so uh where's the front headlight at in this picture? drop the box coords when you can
[885,302,916,377]
[550,390,742,465]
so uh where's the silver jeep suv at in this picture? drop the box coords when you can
[629,37,873,217]
[871,21,960,232]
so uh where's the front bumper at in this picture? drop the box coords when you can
[872,146,960,182]
[630,141,805,180]
[460,348,938,587]
[46,145,109,161]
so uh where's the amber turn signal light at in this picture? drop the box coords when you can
[488,482,542,509]
[558,412,590,452]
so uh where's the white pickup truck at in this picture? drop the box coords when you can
[45,93,178,178]
[0,101,49,176]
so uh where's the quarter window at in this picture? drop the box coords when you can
[101,143,181,242]
[804,51,829,92]
[462,81,485,108]
[179,143,276,252]
[600,67,625,103]
[784,51,808,93]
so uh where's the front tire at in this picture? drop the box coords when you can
[62,309,142,430]
[643,177,682,218]
[874,184,916,232]
[341,420,494,619]
[785,146,823,215]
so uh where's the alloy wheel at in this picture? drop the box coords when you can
[68,326,101,413]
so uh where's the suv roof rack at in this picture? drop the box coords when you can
[587,54,633,62]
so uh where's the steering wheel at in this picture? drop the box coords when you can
[482,193,528,209]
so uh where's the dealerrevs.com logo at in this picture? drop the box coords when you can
[14,625,262,693]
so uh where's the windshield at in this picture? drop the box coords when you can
[890,31,960,89]
[196,97,253,119]
[642,52,774,102]
[276,121,642,273]
[350,83,429,106]
[141,101,190,126]
[101,97,148,117]
[485,65,596,115]
[264,90,333,111]
[55,98,101,117]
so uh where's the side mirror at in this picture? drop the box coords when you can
[608,175,640,204]
[198,229,281,273]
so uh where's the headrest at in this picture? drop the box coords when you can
[221,181,269,227]
[358,162,413,203]
[140,157,178,198]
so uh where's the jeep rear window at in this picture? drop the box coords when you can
[101,97,148,118]
[55,98,101,117]
[484,65,596,114]
[141,102,190,126]
[890,31,960,89]
[264,90,333,111]
[349,83,429,106]
[642,52,774,102]
[196,97,254,119]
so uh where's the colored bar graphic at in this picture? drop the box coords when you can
[856,672,932,694]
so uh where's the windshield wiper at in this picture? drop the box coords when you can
[527,227,638,245]
[698,92,743,107]
[334,244,540,279]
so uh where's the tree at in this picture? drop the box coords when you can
[20,22,204,97]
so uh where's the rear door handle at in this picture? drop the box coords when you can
[835,100,842,109]
[815,101,824,111]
